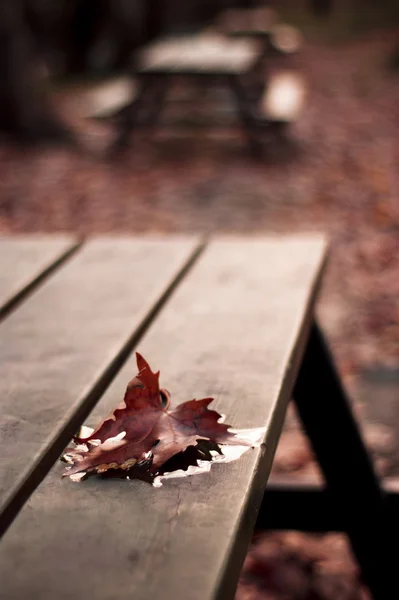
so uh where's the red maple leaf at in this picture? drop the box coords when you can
[64,353,246,478]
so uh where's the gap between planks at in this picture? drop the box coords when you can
[0,239,82,322]
[0,238,206,538]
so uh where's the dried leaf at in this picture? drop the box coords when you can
[63,353,257,481]
[74,353,165,445]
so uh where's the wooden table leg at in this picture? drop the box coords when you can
[227,74,263,157]
[111,75,160,154]
[142,76,170,131]
[292,320,397,600]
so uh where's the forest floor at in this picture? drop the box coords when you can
[1,24,399,600]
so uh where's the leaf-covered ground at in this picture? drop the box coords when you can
[1,27,398,600]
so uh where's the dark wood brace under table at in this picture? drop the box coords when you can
[262,321,397,600]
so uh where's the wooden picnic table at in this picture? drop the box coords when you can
[112,31,306,156]
[114,33,266,155]
[0,235,396,600]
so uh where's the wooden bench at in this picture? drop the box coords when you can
[0,235,396,600]
[260,70,307,126]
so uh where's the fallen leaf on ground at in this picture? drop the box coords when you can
[63,353,263,482]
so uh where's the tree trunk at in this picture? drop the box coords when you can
[0,1,71,144]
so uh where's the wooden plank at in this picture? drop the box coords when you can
[139,34,261,75]
[0,236,326,600]
[0,237,202,536]
[86,77,138,120]
[0,236,79,318]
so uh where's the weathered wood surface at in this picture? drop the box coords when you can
[0,236,326,600]
[0,236,78,318]
[139,34,261,75]
[0,237,201,536]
